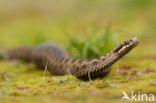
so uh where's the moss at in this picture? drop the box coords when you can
[0,58,156,103]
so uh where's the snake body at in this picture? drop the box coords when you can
[4,38,138,80]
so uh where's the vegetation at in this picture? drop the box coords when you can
[67,25,118,59]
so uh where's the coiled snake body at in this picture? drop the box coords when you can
[4,38,138,80]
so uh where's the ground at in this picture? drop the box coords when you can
[0,55,156,103]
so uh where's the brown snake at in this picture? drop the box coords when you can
[3,38,138,80]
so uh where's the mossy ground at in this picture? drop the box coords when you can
[0,57,156,103]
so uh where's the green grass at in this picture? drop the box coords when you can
[67,25,118,59]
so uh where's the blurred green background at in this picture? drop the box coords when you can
[0,0,156,103]
[0,0,156,58]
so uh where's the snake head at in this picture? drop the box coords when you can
[113,37,139,56]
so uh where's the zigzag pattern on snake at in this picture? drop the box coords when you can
[3,38,138,80]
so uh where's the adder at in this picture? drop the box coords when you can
[2,38,138,80]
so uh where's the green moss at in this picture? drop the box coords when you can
[0,58,156,103]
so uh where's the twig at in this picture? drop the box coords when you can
[67,68,71,75]
[42,61,48,80]
[88,72,93,84]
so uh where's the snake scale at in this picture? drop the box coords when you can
[3,38,138,80]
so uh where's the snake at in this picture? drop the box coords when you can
[2,38,138,80]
